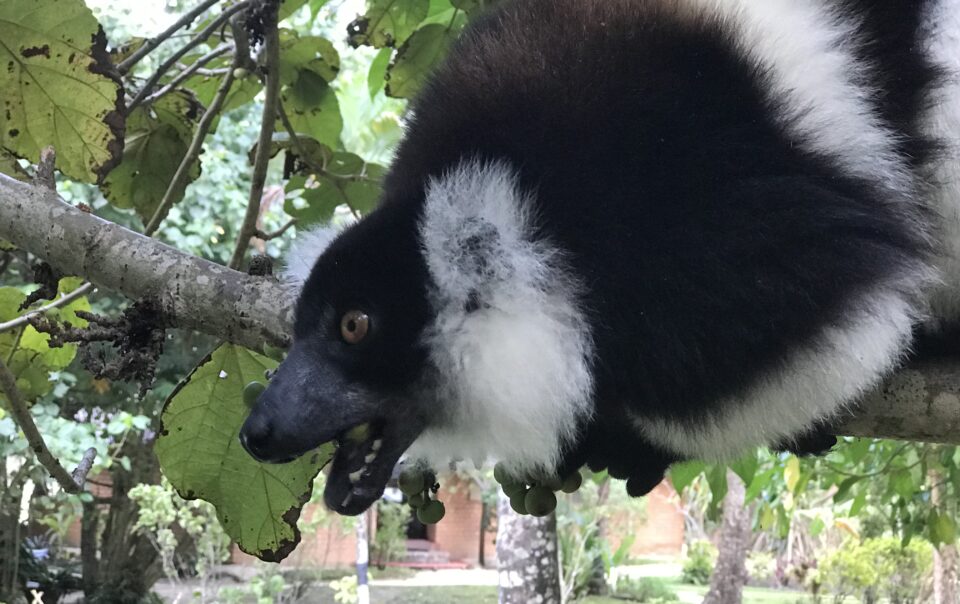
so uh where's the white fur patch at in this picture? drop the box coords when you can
[410,160,594,476]
[282,227,338,288]
[634,287,918,460]
[920,0,960,324]
[686,0,913,193]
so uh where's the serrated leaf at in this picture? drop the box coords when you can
[0,0,124,183]
[348,0,430,48]
[386,24,454,99]
[279,32,340,85]
[669,460,705,493]
[101,90,201,223]
[155,344,332,562]
[368,48,392,98]
[279,71,342,149]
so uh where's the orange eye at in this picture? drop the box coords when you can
[340,311,370,344]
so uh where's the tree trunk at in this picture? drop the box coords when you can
[932,468,958,604]
[703,470,750,604]
[496,491,561,604]
[587,477,611,596]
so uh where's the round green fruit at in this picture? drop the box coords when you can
[398,467,425,496]
[509,490,529,515]
[407,492,427,509]
[561,471,583,494]
[232,67,249,79]
[417,500,445,524]
[501,480,526,498]
[525,486,557,517]
[540,475,563,492]
[242,381,266,409]
[493,462,511,485]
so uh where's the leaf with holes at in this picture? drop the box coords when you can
[101,91,202,224]
[0,0,124,183]
[348,0,430,48]
[279,31,340,85]
[182,58,262,114]
[386,24,454,99]
[0,148,28,180]
[280,70,342,149]
[155,344,332,562]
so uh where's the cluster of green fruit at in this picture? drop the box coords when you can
[494,462,582,517]
[398,466,446,524]
[243,381,266,408]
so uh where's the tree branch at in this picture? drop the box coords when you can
[141,42,234,106]
[117,0,224,75]
[229,1,281,270]
[0,356,83,494]
[144,46,242,236]
[0,281,95,334]
[126,1,250,115]
[254,218,296,241]
[0,173,294,349]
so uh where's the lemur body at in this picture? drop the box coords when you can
[241,0,960,513]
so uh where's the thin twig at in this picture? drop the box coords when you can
[143,43,234,105]
[0,281,94,334]
[254,218,297,241]
[34,146,57,190]
[117,0,224,74]
[229,3,281,270]
[277,103,362,220]
[144,50,242,236]
[126,1,250,115]
[0,355,83,494]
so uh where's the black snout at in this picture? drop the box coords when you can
[238,412,278,463]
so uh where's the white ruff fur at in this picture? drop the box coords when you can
[636,289,917,460]
[921,0,960,324]
[683,0,913,194]
[411,161,594,476]
[282,227,338,288]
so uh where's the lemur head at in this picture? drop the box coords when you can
[239,159,595,515]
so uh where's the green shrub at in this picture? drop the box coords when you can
[681,540,717,585]
[815,537,933,604]
[613,576,679,602]
[372,501,410,567]
[746,551,776,586]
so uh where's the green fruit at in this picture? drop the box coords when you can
[344,423,370,443]
[540,475,563,492]
[232,67,249,79]
[561,471,583,494]
[242,381,266,409]
[408,492,427,508]
[417,500,445,524]
[509,490,528,515]
[525,486,557,517]
[398,467,425,496]
[494,462,511,485]
[501,480,526,498]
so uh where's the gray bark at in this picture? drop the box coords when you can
[4,174,960,442]
[0,173,294,350]
[703,471,750,604]
[496,491,561,604]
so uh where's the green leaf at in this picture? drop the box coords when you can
[730,451,758,490]
[833,476,860,504]
[669,460,705,493]
[280,71,342,149]
[348,0,430,48]
[279,32,340,85]
[784,455,801,493]
[101,90,202,223]
[183,60,262,113]
[0,148,28,181]
[368,48,393,98]
[706,465,728,521]
[155,344,332,562]
[889,469,917,500]
[279,0,309,21]
[809,516,825,538]
[0,0,123,183]
[849,489,868,516]
[386,24,454,99]
[844,437,872,464]
[745,468,775,501]
[284,174,346,227]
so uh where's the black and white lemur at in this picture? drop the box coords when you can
[240,0,960,515]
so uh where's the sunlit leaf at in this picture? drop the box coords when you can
[280,71,342,149]
[156,344,332,562]
[348,0,430,48]
[279,32,340,85]
[669,460,705,494]
[0,0,124,182]
[368,48,392,98]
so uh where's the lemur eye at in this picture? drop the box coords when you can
[340,310,370,344]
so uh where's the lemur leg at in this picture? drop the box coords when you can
[773,421,838,457]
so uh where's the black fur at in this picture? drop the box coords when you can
[242,0,944,506]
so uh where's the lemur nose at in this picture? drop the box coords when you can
[239,413,274,462]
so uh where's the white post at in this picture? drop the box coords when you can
[356,511,370,604]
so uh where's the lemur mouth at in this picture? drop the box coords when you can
[324,419,423,515]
